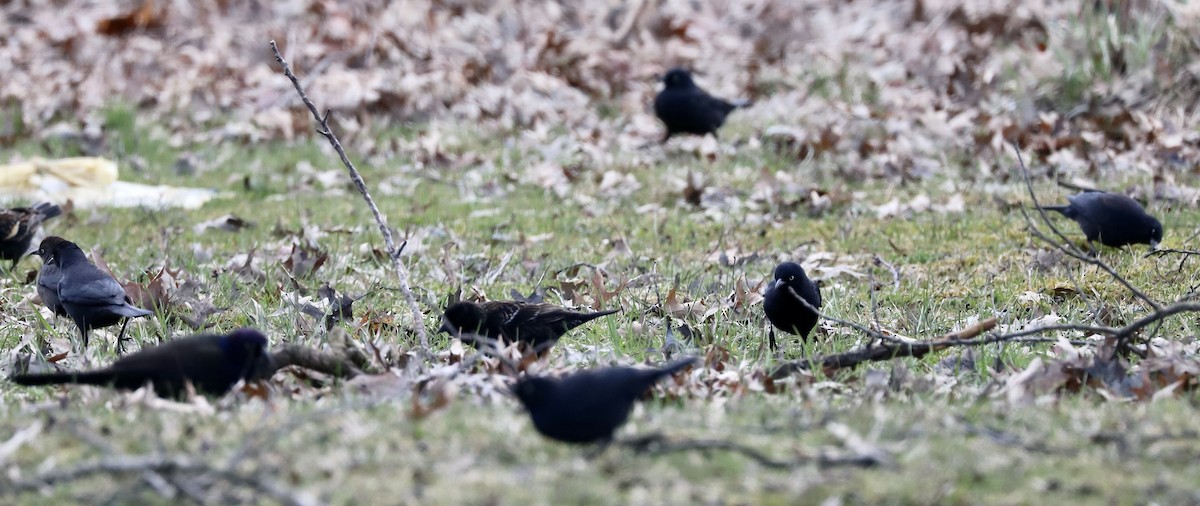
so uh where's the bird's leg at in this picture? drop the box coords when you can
[116,318,131,355]
[79,327,89,351]
[768,328,778,352]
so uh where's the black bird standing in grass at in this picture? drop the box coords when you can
[0,202,60,271]
[439,300,619,355]
[1039,190,1163,251]
[512,357,698,444]
[762,261,822,351]
[653,68,749,142]
[36,236,153,349]
[10,329,271,399]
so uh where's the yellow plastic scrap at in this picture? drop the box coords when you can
[0,162,37,189]
[0,157,119,189]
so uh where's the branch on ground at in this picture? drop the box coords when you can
[770,317,1000,379]
[263,343,368,379]
[269,40,430,359]
[620,433,886,469]
[1,454,314,506]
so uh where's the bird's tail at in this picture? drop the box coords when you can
[32,202,62,220]
[10,370,117,388]
[23,202,62,229]
[1037,205,1071,216]
[656,356,700,378]
[581,308,620,322]
[114,304,154,318]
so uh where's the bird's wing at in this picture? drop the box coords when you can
[110,336,223,376]
[0,208,36,241]
[58,270,127,305]
[479,301,523,327]
[0,211,22,241]
[703,94,738,115]
[1094,192,1147,213]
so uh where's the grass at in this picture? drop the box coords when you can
[5,7,1200,503]
[1,116,1198,504]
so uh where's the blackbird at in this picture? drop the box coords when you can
[439,300,618,354]
[653,68,749,141]
[10,329,271,399]
[34,250,67,317]
[762,261,822,350]
[0,202,61,270]
[1040,191,1163,250]
[36,236,154,348]
[512,357,698,444]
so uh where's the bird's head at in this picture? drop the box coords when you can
[771,261,808,291]
[35,236,79,267]
[510,376,555,409]
[1148,216,1164,249]
[662,68,695,89]
[439,301,484,335]
[219,328,271,378]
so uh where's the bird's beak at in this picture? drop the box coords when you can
[770,279,784,291]
[437,320,456,335]
[1150,240,1160,250]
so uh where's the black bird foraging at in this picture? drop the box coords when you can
[0,202,61,271]
[653,68,749,142]
[10,329,271,399]
[439,300,619,355]
[36,236,154,349]
[763,261,822,351]
[1039,191,1163,250]
[512,357,698,444]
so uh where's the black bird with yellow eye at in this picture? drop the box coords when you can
[762,261,822,351]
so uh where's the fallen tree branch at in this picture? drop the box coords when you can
[2,454,313,506]
[620,433,884,469]
[263,343,368,380]
[786,286,909,346]
[269,40,430,358]
[771,317,1000,379]
[1145,247,1200,259]
[66,419,205,503]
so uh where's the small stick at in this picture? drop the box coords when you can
[269,41,430,357]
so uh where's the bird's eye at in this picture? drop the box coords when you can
[787,275,795,281]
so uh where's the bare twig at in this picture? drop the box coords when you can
[1012,144,1161,311]
[67,420,205,503]
[772,293,1200,379]
[263,343,368,379]
[1145,247,1200,259]
[3,454,313,506]
[269,40,430,357]
[955,417,1077,456]
[873,254,901,289]
[770,317,1001,379]
[785,286,908,346]
[620,434,884,469]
